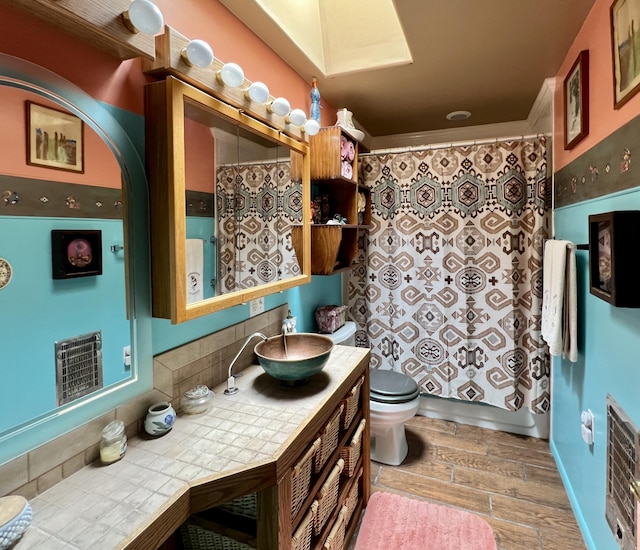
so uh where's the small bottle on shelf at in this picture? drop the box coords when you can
[310,77,321,124]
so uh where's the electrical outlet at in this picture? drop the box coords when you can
[249,297,264,317]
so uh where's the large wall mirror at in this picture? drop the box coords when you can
[145,76,311,323]
[0,54,150,464]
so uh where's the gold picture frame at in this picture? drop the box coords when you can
[26,101,84,173]
[611,0,640,108]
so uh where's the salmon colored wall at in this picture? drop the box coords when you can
[0,4,145,114]
[554,0,640,171]
[184,118,215,193]
[0,86,120,186]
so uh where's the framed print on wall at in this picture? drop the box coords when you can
[588,211,640,307]
[611,0,640,108]
[564,50,589,149]
[26,101,84,173]
[51,230,102,279]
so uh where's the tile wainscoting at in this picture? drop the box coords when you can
[0,304,288,499]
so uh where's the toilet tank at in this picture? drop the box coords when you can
[326,321,356,346]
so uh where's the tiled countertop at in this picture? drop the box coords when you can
[14,345,369,549]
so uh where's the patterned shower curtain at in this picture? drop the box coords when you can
[216,159,301,293]
[348,138,551,413]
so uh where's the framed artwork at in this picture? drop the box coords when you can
[26,101,84,173]
[564,50,589,150]
[588,211,640,307]
[611,0,640,108]
[51,230,102,279]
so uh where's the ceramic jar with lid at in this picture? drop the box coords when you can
[144,401,176,436]
[100,420,127,464]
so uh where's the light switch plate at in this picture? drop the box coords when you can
[249,297,264,317]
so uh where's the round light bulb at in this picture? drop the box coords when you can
[217,63,245,88]
[287,108,307,126]
[269,97,291,117]
[244,81,270,104]
[303,119,320,136]
[123,0,164,35]
[182,40,214,69]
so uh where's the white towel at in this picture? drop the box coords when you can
[541,239,577,362]
[186,238,204,304]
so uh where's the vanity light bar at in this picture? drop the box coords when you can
[141,26,309,141]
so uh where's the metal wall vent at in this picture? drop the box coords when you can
[55,331,103,406]
[606,394,639,550]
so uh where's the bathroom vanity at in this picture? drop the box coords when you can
[17,345,370,550]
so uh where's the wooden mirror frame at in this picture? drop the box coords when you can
[145,76,311,323]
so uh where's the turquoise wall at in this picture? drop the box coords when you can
[0,217,130,432]
[552,188,640,550]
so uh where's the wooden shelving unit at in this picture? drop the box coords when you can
[305,126,370,276]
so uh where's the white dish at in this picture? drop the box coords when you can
[337,125,365,143]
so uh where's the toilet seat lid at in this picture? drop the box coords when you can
[370,369,420,404]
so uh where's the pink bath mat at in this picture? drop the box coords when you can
[354,491,497,550]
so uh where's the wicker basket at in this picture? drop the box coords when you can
[343,467,362,526]
[339,419,366,477]
[341,376,364,431]
[180,523,256,550]
[218,493,257,519]
[314,458,345,535]
[314,404,344,473]
[292,438,320,518]
[291,503,317,550]
[322,506,348,550]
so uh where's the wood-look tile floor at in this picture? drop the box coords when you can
[351,415,587,550]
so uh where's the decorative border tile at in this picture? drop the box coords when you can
[554,114,640,207]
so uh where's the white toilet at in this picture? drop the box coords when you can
[323,321,357,347]
[369,369,420,466]
[323,323,420,467]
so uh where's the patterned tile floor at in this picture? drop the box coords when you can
[349,415,587,550]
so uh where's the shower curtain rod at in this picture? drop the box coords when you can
[362,132,550,156]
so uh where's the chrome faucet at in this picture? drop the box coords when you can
[224,332,267,395]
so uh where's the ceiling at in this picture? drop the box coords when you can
[222,0,596,138]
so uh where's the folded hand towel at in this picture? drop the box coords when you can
[186,238,204,304]
[541,239,577,362]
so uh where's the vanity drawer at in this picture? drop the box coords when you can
[291,438,320,518]
[180,521,256,550]
[341,376,364,431]
[340,418,366,477]
[291,503,316,550]
[314,404,344,473]
[322,505,348,550]
[313,458,345,535]
[343,467,363,527]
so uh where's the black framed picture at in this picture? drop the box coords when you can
[51,230,102,279]
[564,50,589,149]
[588,211,640,307]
